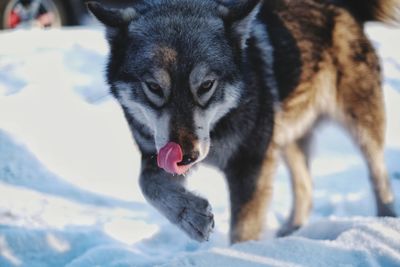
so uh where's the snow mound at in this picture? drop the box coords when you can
[163,218,400,267]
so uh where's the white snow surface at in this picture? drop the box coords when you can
[0,23,399,267]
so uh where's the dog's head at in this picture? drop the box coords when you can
[88,0,261,175]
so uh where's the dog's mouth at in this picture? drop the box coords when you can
[157,142,196,175]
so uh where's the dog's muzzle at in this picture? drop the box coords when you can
[157,142,198,175]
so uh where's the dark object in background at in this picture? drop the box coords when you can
[0,0,131,30]
[0,0,82,29]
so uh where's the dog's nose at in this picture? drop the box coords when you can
[178,151,200,166]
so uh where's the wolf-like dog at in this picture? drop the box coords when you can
[88,0,398,243]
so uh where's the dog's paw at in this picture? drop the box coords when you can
[377,202,397,217]
[176,197,214,242]
[150,187,215,242]
[276,223,300,237]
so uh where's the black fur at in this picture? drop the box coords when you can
[258,4,302,101]
[331,0,398,23]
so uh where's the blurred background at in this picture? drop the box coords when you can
[0,0,135,30]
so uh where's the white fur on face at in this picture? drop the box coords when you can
[153,113,171,151]
[193,82,241,161]
[142,68,171,107]
[114,81,240,157]
[114,82,170,151]
[189,63,218,106]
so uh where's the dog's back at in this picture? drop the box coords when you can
[246,0,398,237]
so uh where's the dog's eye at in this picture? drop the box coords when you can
[145,82,164,97]
[198,80,215,96]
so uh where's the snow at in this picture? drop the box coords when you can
[164,218,400,267]
[0,23,399,267]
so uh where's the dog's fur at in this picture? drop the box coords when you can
[88,0,398,243]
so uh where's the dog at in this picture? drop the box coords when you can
[88,0,398,243]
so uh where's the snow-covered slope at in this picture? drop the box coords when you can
[0,24,399,267]
[164,218,400,267]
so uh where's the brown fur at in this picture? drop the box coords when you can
[232,0,396,242]
[231,144,278,242]
[154,46,178,66]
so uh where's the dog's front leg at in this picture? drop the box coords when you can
[225,145,278,243]
[139,156,214,242]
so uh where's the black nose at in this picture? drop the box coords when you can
[178,151,200,166]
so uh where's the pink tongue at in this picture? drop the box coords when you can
[157,142,191,175]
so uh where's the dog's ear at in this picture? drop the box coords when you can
[217,0,262,49]
[87,1,138,27]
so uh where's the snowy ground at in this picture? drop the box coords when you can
[0,23,399,267]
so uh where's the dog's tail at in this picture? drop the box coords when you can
[336,0,400,24]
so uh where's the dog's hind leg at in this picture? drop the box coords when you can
[337,76,396,217]
[339,97,397,217]
[331,13,397,217]
[226,144,278,243]
[277,133,313,237]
